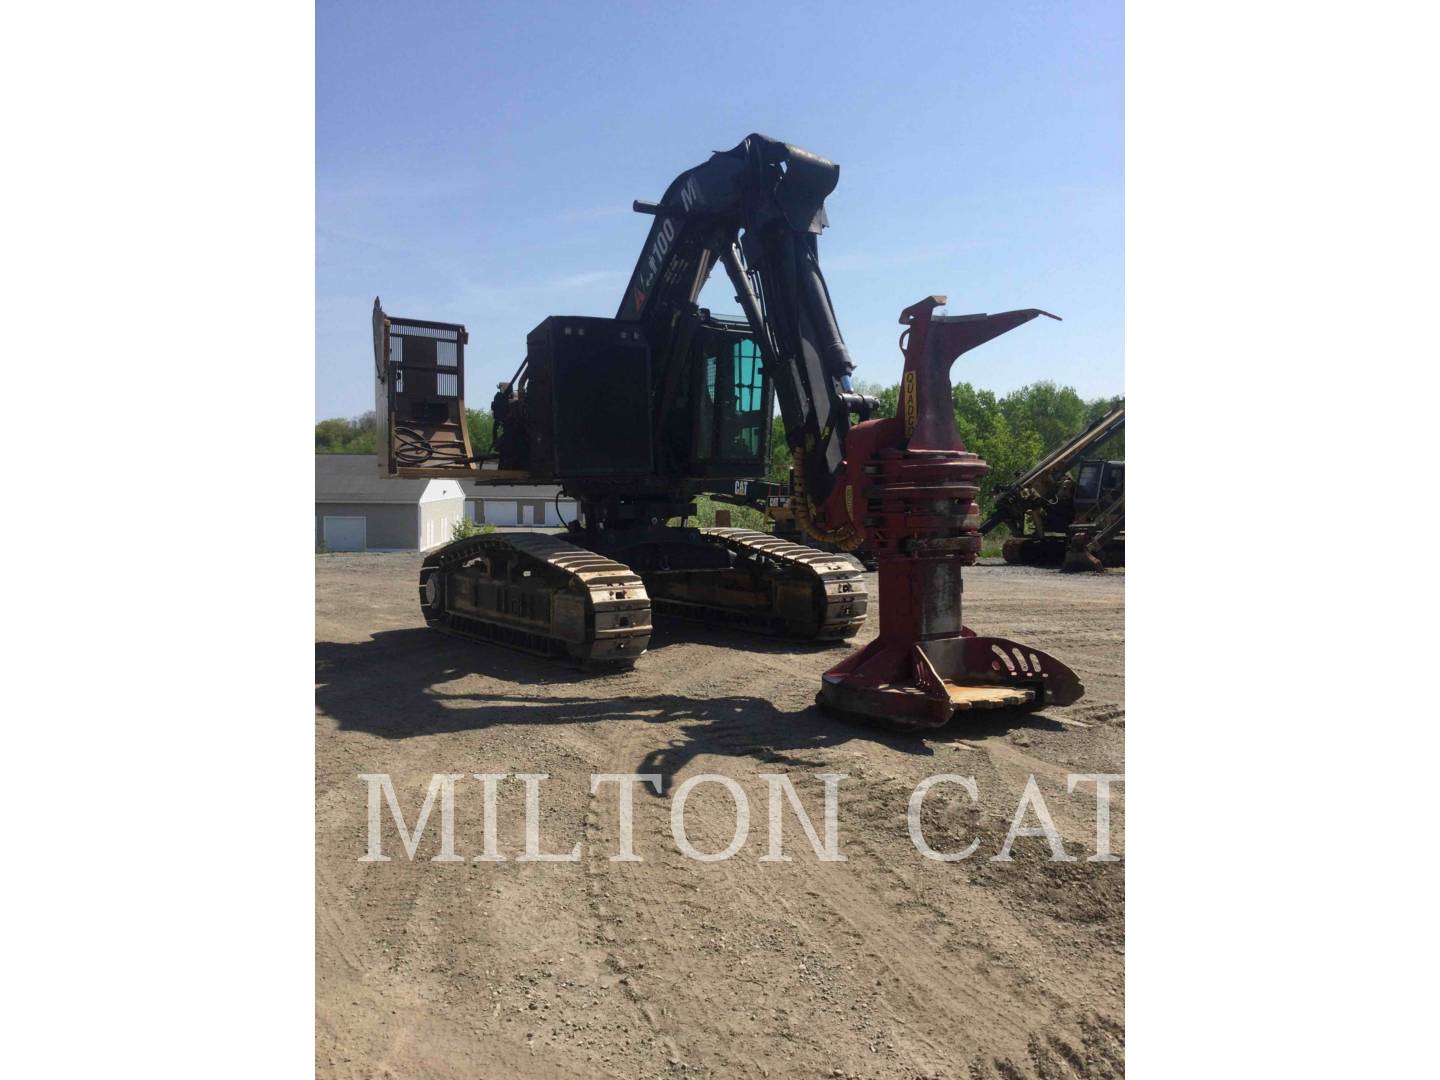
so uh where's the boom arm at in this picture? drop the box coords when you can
[619,134,865,504]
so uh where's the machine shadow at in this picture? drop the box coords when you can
[644,617,850,656]
[316,628,1072,792]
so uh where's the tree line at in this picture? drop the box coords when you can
[317,380,1123,510]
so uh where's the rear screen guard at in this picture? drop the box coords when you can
[372,297,477,477]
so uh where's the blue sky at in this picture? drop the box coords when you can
[317,0,1122,420]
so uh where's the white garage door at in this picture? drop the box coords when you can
[536,502,576,526]
[485,501,518,526]
[323,516,366,552]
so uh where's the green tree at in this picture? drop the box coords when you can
[451,517,497,540]
[768,414,792,483]
[974,411,1044,505]
[1082,394,1125,460]
[314,417,352,451]
[314,412,376,454]
[950,383,1046,504]
[998,381,1088,456]
[466,408,494,454]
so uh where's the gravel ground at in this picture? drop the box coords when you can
[316,551,1125,1078]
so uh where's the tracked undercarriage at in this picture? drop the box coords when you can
[647,527,867,639]
[419,532,652,664]
[418,527,868,665]
[1001,533,1125,570]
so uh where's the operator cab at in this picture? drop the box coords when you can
[1073,459,1124,507]
[489,311,773,486]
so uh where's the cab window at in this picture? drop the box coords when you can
[719,338,766,458]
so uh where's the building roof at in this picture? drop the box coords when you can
[315,454,465,505]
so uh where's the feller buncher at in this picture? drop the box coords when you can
[372,134,1084,729]
[978,406,1125,571]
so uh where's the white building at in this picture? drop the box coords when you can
[316,454,466,551]
[466,484,578,528]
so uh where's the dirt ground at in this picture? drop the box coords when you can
[316,551,1124,1079]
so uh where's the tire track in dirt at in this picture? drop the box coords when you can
[316,553,1125,1077]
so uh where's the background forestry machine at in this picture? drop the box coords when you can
[978,405,1125,571]
[373,133,1084,729]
